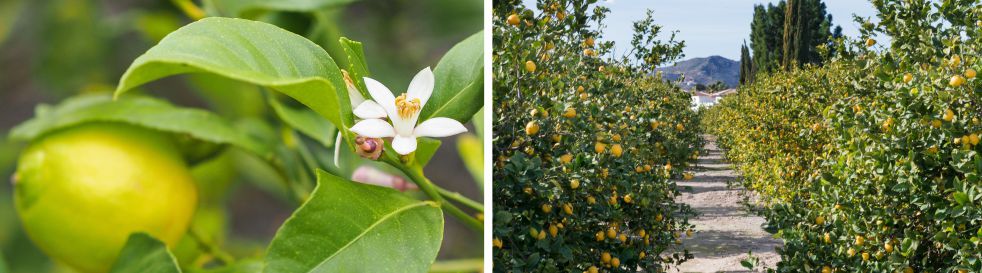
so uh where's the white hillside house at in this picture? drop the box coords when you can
[691,89,736,109]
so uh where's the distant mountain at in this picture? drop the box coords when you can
[656,55,740,90]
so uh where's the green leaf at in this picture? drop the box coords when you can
[114,17,353,135]
[419,31,484,123]
[269,97,337,148]
[0,249,7,273]
[953,191,969,205]
[338,37,371,97]
[265,169,444,273]
[188,260,262,273]
[109,233,181,273]
[415,138,441,167]
[456,133,483,186]
[8,94,270,158]
[210,0,356,18]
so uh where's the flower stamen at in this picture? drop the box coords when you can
[394,94,421,119]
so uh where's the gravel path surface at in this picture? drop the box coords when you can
[671,136,782,272]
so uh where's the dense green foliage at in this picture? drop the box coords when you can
[492,0,703,272]
[706,0,982,271]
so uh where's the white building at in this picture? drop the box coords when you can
[691,88,736,110]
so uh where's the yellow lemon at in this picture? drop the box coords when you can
[14,123,197,273]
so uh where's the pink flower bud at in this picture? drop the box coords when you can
[354,136,383,160]
[350,166,418,191]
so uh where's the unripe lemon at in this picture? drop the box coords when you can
[507,14,520,26]
[611,144,623,157]
[524,60,536,73]
[14,123,197,273]
[951,75,966,87]
[525,121,540,135]
[903,73,913,83]
[966,68,976,79]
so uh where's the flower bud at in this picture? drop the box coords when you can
[354,136,384,160]
[351,166,418,192]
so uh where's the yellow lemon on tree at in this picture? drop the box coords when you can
[611,144,623,157]
[951,75,966,87]
[903,73,913,83]
[570,179,580,189]
[14,123,197,273]
[525,121,540,135]
[507,14,520,26]
[966,68,976,79]
[524,60,536,73]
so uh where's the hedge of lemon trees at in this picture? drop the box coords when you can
[705,1,982,272]
[492,0,703,272]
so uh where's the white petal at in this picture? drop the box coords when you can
[333,133,343,167]
[414,117,467,138]
[353,100,388,119]
[391,135,418,155]
[348,89,366,107]
[363,77,399,118]
[350,119,396,138]
[407,67,434,106]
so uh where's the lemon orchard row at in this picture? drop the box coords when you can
[493,1,703,272]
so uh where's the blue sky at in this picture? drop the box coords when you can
[521,0,879,61]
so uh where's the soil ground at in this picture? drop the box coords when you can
[671,136,782,272]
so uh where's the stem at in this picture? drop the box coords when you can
[170,0,205,20]
[436,187,484,213]
[391,162,483,231]
[188,228,234,265]
[428,259,484,273]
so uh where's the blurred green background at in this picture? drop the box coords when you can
[0,0,483,272]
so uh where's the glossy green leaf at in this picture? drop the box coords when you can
[210,0,356,18]
[264,169,444,273]
[456,133,483,186]
[8,94,270,158]
[108,233,181,273]
[269,97,337,148]
[115,17,353,135]
[953,192,969,206]
[419,31,483,123]
[338,37,371,99]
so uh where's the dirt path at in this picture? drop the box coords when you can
[672,136,781,272]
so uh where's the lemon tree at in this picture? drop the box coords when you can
[705,1,982,271]
[493,1,702,272]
